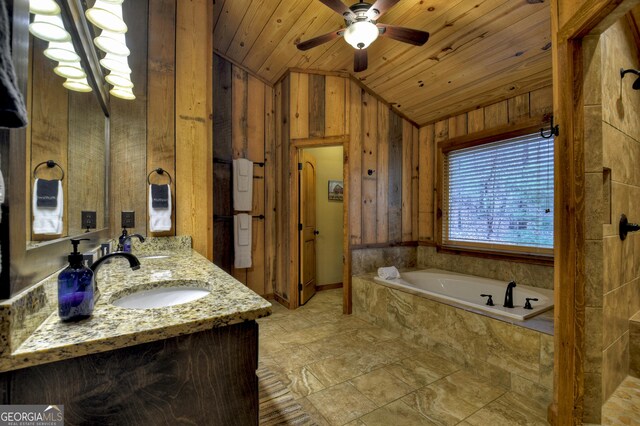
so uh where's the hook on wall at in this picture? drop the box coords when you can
[540,115,559,139]
[620,68,640,90]
[619,214,640,240]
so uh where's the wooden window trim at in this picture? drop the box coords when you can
[436,120,554,263]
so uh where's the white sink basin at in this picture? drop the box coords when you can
[112,286,210,309]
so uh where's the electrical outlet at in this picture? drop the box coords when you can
[81,211,97,229]
[121,211,135,229]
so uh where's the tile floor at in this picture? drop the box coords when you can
[257,289,549,426]
[601,376,640,426]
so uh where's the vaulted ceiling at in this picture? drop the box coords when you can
[212,0,553,126]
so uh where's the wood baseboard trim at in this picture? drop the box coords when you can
[273,293,290,309]
[262,293,275,300]
[317,282,343,291]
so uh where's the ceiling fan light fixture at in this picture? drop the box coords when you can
[344,20,379,49]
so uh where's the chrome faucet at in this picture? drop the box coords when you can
[117,233,145,251]
[503,281,517,308]
[90,252,141,298]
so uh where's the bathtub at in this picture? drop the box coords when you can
[374,269,553,321]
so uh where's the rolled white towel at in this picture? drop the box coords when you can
[378,266,400,280]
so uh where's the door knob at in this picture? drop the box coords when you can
[313,230,320,235]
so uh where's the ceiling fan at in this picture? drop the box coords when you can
[296,0,430,73]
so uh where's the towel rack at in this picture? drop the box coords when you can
[213,157,266,167]
[33,160,64,180]
[147,168,173,185]
[214,214,265,221]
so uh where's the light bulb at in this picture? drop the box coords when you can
[105,71,133,88]
[29,14,71,42]
[29,0,61,15]
[44,41,80,62]
[63,77,92,92]
[85,1,127,33]
[110,86,135,100]
[94,30,130,56]
[54,61,86,79]
[99,53,131,73]
[343,21,379,50]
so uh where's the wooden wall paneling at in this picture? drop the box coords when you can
[530,86,554,118]
[232,66,249,159]
[245,75,266,295]
[401,120,413,242]
[67,92,105,237]
[264,86,276,296]
[289,73,309,140]
[348,82,363,246]
[376,104,389,243]
[412,125,419,241]
[324,76,346,137]
[361,91,378,244]
[278,76,290,301]
[483,100,509,129]
[388,111,403,243]
[147,0,176,238]
[467,108,485,134]
[111,0,148,237]
[212,55,234,273]
[448,113,468,139]
[434,119,449,143]
[508,92,530,122]
[418,124,434,242]
[30,38,68,241]
[175,0,213,259]
[308,74,325,138]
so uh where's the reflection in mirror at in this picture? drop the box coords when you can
[26,35,106,247]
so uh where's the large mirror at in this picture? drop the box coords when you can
[3,0,111,298]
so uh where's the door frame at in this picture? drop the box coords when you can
[550,0,639,424]
[288,135,350,313]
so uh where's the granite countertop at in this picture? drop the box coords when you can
[0,246,271,373]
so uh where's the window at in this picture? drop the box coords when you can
[443,132,554,254]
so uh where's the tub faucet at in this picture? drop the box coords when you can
[90,252,141,299]
[503,281,517,308]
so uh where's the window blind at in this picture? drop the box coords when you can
[443,133,554,251]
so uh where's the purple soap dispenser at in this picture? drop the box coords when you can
[58,238,95,321]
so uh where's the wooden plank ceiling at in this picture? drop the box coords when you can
[213,0,552,126]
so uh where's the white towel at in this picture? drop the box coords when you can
[233,158,253,211]
[378,266,400,280]
[148,184,172,232]
[32,179,63,235]
[234,213,252,269]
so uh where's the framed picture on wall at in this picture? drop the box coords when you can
[328,180,344,201]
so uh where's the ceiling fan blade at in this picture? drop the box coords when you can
[377,24,430,46]
[366,0,401,19]
[354,49,368,73]
[319,0,356,19]
[297,30,343,51]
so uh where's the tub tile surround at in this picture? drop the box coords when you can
[259,290,549,425]
[352,276,554,414]
[0,236,271,373]
[351,246,417,276]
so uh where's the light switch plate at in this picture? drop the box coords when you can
[81,211,97,229]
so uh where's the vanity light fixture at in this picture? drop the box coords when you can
[343,20,379,49]
[54,61,87,79]
[85,0,128,33]
[110,86,135,100]
[105,71,133,88]
[94,30,130,56]
[29,0,61,15]
[63,77,93,93]
[99,53,131,74]
[44,41,81,62]
[29,14,71,42]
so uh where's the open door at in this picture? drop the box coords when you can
[299,152,317,305]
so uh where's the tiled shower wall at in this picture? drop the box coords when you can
[582,17,640,422]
